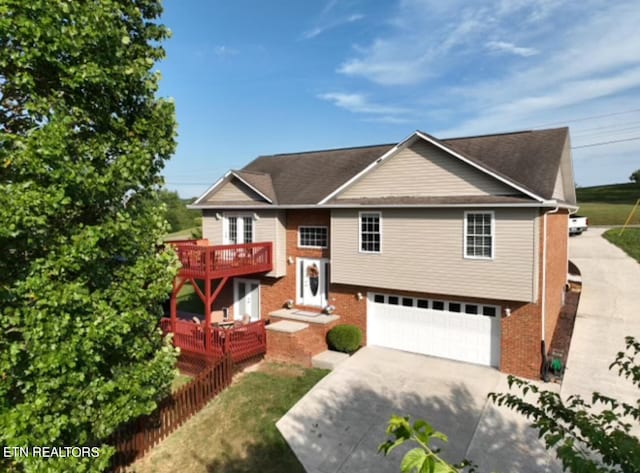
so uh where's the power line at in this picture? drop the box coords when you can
[532,108,640,129]
[572,136,640,149]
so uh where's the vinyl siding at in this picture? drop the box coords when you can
[337,141,516,199]
[201,209,286,277]
[552,168,565,201]
[331,208,538,302]
[204,177,266,204]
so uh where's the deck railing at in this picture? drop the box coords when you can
[161,318,267,364]
[167,240,272,278]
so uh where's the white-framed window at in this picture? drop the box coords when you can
[359,212,381,253]
[224,214,254,244]
[298,226,328,248]
[464,211,494,259]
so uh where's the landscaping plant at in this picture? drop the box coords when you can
[327,324,363,354]
[0,1,178,471]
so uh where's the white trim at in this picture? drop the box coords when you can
[233,278,261,321]
[298,225,329,249]
[193,171,232,205]
[358,211,382,254]
[463,211,495,260]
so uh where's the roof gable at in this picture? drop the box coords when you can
[334,138,519,201]
[199,175,271,206]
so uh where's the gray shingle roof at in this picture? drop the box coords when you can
[198,127,569,206]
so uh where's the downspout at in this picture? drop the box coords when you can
[541,204,560,380]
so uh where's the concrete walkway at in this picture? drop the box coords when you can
[277,347,562,473]
[563,228,640,403]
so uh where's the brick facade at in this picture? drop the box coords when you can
[240,208,567,380]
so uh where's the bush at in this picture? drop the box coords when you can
[327,324,362,354]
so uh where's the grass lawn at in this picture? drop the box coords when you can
[164,226,198,241]
[577,203,640,226]
[132,363,329,473]
[575,183,640,225]
[603,228,640,263]
[171,373,193,393]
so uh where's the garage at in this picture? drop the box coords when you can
[367,292,501,367]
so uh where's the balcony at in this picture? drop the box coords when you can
[168,240,273,279]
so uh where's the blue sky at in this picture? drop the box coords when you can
[158,0,640,198]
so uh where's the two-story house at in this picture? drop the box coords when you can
[187,127,577,379]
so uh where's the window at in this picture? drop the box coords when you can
[360,212,381,253]
[299,226,328,248]
[402,297,413,307]
[374,294,385,303]
[225,215,253,244]
[388,296,399,305]
[432,301,445,310]
[464,212,494,259]
[482,306,497,317]
[243,216,253,243]
[465,304,478,315]
[448,302,461,312]
[417,299,429,309]
[229,217,238,244]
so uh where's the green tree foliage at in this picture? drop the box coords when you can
[379,415,477,472]
[158,189,199,233]
[0,1,178,471]
[490,336,640,473]
[630,169,640,184]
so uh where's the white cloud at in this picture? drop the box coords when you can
[318,92,410,115]
[213,45,237,57]
[303,12,364,39]
[486,40,538,57]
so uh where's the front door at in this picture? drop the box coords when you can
[297,258,328,308]
[234,279,260,321]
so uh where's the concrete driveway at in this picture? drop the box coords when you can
[277,347,562,473]
[562,228,640,403]
[277,228,639,473]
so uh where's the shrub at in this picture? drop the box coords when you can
[327,324,362,354]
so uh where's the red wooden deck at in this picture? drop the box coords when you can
[160,318,267,364]
[168,240,273,279]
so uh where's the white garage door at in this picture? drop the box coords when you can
[367,293,500,367]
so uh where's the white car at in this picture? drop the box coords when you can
[569,215,588,235]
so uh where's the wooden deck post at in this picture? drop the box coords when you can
[204,247,212,350]
[170,279,178,333]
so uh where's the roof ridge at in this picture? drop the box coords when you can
[441,126,568,141]
[258,142,395,159]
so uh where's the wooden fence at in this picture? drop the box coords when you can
[109,354,233,472]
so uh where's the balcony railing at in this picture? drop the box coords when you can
[167,240,273,279]
[160,318,267,364]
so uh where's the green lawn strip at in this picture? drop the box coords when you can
[603,228,640,263]
[575,203,640,226]
[132,363,329,473]
[164,226,198,241]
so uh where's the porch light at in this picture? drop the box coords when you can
[503,307,511,318]
[215,212,222,220]
[356,292,363,300]
[253,212,260,221]
[287,256,294,264]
